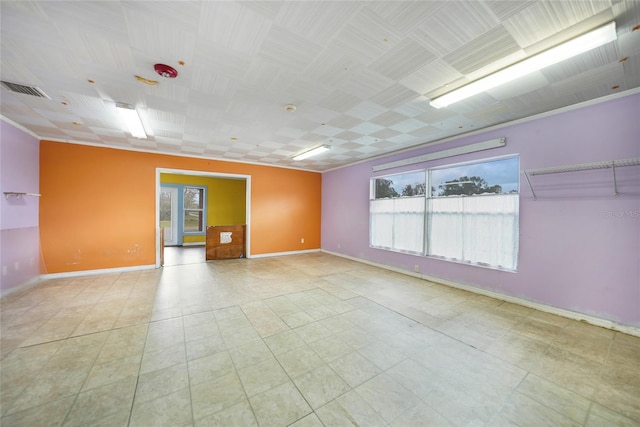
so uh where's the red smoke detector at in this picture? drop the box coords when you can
[154,64,178,78]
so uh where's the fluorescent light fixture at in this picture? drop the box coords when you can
[116,102,147,138]
[293,144,331,161]
[430,22,617,109]
[372,138,505,172]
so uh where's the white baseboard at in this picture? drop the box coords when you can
[322,250,640,337]
[40,264,157,280]
[248,249,321,259]
[1,276,42,298]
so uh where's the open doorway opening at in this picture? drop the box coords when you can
[155,168,251,267]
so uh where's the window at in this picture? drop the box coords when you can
[370,171,426,254]
[183,187,205,233]
[370,156,520,270]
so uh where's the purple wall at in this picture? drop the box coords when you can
[1,119,41,293]
[322,93,640,327]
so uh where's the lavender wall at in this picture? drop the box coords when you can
[1,119,41,293]
[322,93,640,327]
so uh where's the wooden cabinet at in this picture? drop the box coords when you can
[206,225,245,260]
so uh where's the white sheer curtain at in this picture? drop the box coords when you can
[427,194,519,270]
[370,196,425,253]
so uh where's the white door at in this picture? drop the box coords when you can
[160,186,178,246]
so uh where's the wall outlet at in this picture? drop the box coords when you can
[414,264,419,272]
[300,238,304,244]
[338,243,341,249]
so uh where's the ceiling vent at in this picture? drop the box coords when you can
[0,81,51,99]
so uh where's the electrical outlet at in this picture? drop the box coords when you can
[414,264,419,272]
[301,238,304,244]
[338,243,341,249]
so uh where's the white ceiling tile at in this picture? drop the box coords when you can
[275,1,362,46]
[1,0,638,172]
[370,38,436,80]
[198,2,272,56]
[443,25,521,75]
[258,25,324,73]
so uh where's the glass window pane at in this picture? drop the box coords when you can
[430,157,519,197]
[374,171,425,199]
[184,210,203,232]
[184,187,203,209]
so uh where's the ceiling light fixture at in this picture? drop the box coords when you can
[116,103,147,139]
[293,144,331,161]
[429,21,617,109]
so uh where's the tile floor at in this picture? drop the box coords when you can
[163,246,206,267]
[0,252,638,426]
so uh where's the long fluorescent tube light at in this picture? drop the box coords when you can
[116,102,147,139]
[372,138,505,172]
[430,21,617,109]
[293,144,331,161]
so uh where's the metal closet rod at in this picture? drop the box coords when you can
[522,157,640,200]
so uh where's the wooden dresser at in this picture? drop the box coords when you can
[206,225,245,260]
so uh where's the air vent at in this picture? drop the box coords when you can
[0,81,51,99]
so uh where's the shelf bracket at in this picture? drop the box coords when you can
[3,192,41,200]
[522,171,537,201]
[612,161,618,196]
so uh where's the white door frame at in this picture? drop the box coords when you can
[160,186,179,246]
[155,168,251,268]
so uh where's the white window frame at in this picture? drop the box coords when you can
[183,186,206,234]
[369,155,520,271]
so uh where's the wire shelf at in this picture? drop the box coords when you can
[521,157,640,200]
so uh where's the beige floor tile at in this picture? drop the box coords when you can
[191,372,246,421]
[130,387,192,427]
[228,339,273,369]
[237,357,289,397]
[275,344,325,378]
[2,253,640,427]
[391,402,454,427]
[294,322,333,343]
[187,351,235,386]
[593,368,640,423]
[586,403,640,427]
[194,399,258,427]
[531,346,604,398]
[82,354,142,391]
[307,334,353,362]
[0,396,75,427]
[355,373,419,423]
[328,351,382,388]
[140,342,186,375]
[516,374,591,424]
[386,359,438,400]
[221,325,261,349]
[65,377,136,427]
[185,334,227,361]
[264,329,306,355]
[293,365,350,409]
[135,363,189,404]
[315,390,386,427]
[249,381,312,427]
[358,340,406,370]
[497,392,581,427]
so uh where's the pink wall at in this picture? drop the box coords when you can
[1,119,41,292]
[322,93,640,327]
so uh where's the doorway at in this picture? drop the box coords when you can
[160,186,178,246]
[155,168,251,268]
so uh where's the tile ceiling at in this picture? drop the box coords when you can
[1,1,639,172]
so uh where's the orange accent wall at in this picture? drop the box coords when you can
[40,141,321,273]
